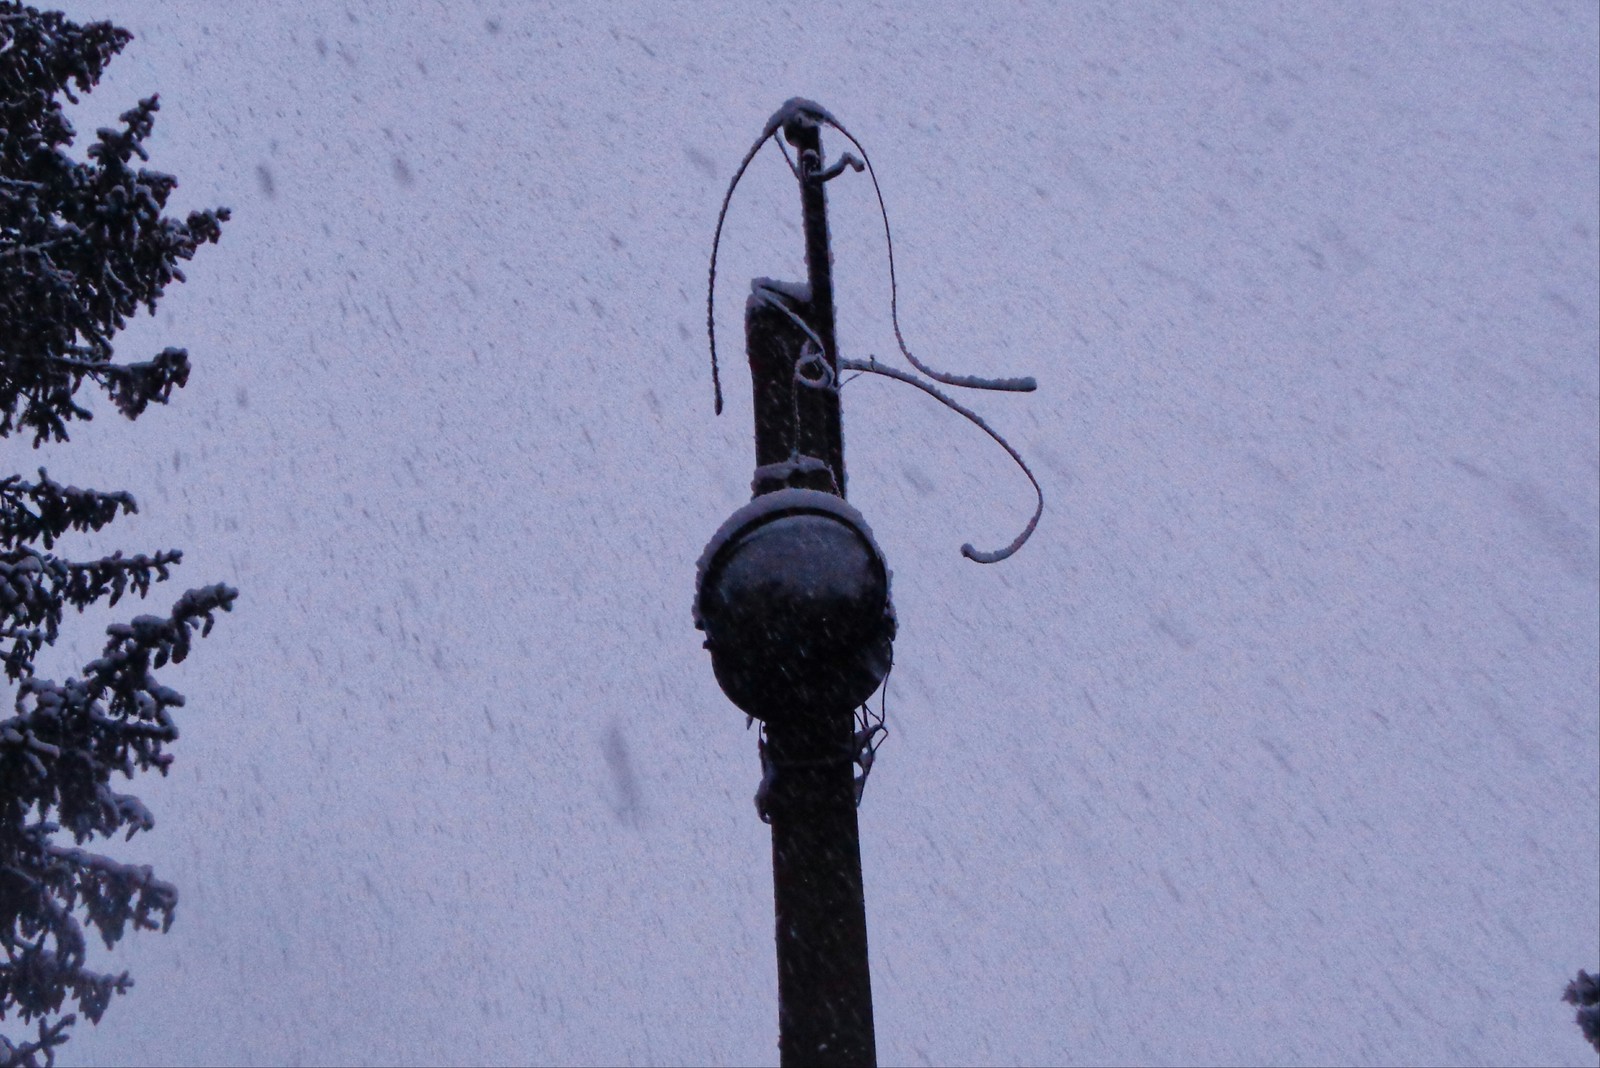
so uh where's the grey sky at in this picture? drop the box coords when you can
[23,2,1598,1064]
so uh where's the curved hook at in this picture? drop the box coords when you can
[707,99,841,415]
[840,357,1043,563]
[813,116,1038,395]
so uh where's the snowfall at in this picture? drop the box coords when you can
[17,2,1598,1065]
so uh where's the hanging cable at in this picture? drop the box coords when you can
[709,98,1038,413]
[709,100,1045,562]
[810,110,1037,394]
[841,357,1043,563]
[752,231,1043,563]
[706,114,792,414]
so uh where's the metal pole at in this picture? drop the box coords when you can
[783,111,846,496]
[738,113,876,1067]
[766,710,875,1067]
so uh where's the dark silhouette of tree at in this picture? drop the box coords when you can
[1567,970,1600,1055]
[0,4,233,1062]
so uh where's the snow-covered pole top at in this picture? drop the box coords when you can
[784,112,837,379]
[705,100,1046,563]
[784,112,845,496]
[707,98,1037,418]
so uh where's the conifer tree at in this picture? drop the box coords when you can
[1567,970,1600,1055]
[0,4,233,1062]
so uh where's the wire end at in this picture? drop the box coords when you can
[961,542,1010,564]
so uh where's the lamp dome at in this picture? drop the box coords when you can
[695,489,895,723]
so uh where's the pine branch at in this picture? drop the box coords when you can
[0,3,231,1052]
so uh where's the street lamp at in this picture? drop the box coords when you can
[695,98,1041,1068]
[695,487,895,726]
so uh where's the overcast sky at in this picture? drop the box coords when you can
[23,2,1598,1065]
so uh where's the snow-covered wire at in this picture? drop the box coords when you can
[852,656,891,805]
[753,248,1042,563]
[709,97,1038,414]
[706,131,782,414]
[706,100,842,414]
[773,133,802,180]
[811,112,1038,395]
[748,288,838,490]
[709,101,1044,562]
[754,283,827,355]
[840,357,1043,563]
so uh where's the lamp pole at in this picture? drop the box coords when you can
[700,108,879,1067]
[701,95,1042,1068]
[760,110,875,1068]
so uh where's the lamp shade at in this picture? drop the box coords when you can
[695,488,895,723]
